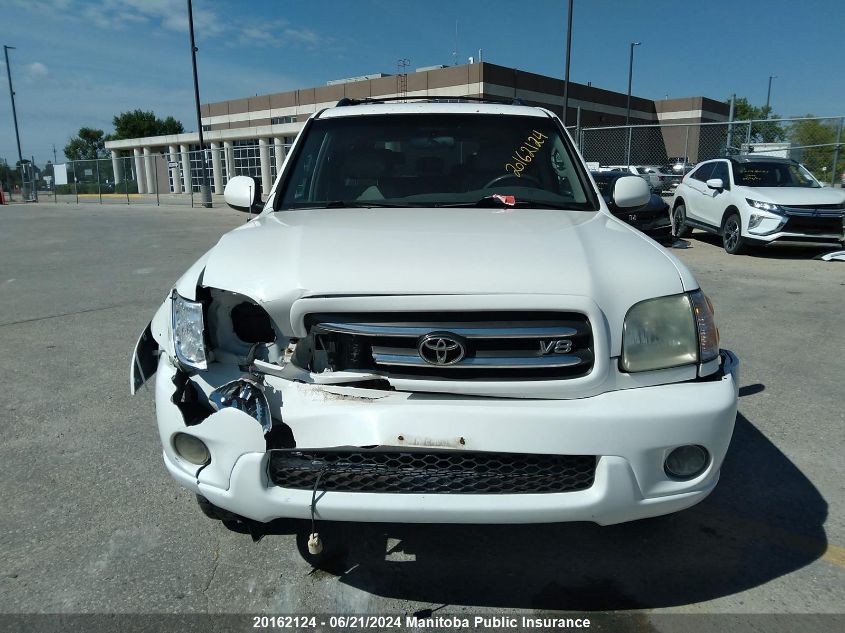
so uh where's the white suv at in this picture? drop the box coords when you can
[672,157,845,254]
[130,99,738,541]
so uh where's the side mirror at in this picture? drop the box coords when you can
[223,175,262,212]
[706,178,724,190]
[611,175,650,208]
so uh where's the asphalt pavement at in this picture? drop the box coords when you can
[0,203,843,629]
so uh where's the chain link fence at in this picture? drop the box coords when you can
[578,116,844,188]
[4,117,842,207]
[2,142,290,206]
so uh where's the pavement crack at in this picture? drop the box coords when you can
[0,302,145,328]
[202,534,222,611]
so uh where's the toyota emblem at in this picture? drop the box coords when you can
[417,332,466,366]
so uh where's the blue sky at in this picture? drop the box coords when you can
[1,0,843,166]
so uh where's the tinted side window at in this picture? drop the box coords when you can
[710,162,730,189]
[691,163,715,182]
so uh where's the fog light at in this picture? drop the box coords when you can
[664,445,709,479]
[173,432,210,465]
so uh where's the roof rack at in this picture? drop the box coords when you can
[335,95,531,107]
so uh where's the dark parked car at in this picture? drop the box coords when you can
[591,171,672,244]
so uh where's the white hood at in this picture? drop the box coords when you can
[741,186,845,206]
[199,207,689,338]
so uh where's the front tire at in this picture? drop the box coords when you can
[672,203,692,238]
[722,212,747,255]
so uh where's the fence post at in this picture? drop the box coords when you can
[154,154,160,206]
[625,127,633,166]
[745,124,752,149]
[124,156,130,205]
[830,117,843,187]
[683,126,690,164]
[96,159,102,204]
[73,162,78,204]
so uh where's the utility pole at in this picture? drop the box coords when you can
[52,144,57,164]
[4,45,25,198]
[562,0,574,127]
[187,0,211,208]
[765,75,777,116]
[3,46,22,165]
[625,42,641,126]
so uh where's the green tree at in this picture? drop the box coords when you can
[787,115,843,181]
[726,97,785,144]
[64,127,107,161]
[110,110,184,140]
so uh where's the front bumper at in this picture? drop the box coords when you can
[155,351,739,526]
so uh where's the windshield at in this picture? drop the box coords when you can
[733,162,821,188]
[278,113,596,210]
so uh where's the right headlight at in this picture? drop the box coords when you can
[171,291,208,370]
[746,198,783,214]
[621,290,718,373]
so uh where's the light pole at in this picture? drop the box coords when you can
[4,45,25,197]
[765,75,777,116]
[187,0,211,208]
[562,0,574,127]
[625,41,641,126]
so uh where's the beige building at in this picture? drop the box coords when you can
[104,62,729,195]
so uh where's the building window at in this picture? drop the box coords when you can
[271,115,297,125]
[202,125,211,132]
[232,140,262,180]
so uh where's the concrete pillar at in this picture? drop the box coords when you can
[143,147,155,194]
[223,140,234,181]
[111,150,122,183]
[133,148,146,194]
[168,145,182,193]
[180,144,192,194]
[273,137,286,177]
[259,138,271,194]
[210,142,223,194]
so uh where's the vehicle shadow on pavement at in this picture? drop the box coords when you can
[690,232,839,260]
[256,411,828,610]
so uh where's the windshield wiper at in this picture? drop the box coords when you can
[321,200,410,208]
[435,195,581,210]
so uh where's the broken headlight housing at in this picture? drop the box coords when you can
[172,292,207,370]
[620,290,718,373]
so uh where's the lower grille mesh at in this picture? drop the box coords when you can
[267,448,597,494]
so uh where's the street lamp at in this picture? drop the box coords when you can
[187,0,211,208]
[625,41,641,126]
[562,0,574,127]
[765,75,777,116]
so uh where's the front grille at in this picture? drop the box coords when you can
[783,215,844,236]
[267,448,597,494]
[783,203,845,211]
[304,311,594,380]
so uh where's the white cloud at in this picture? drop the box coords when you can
[25,62,49,78]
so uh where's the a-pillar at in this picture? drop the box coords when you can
[180,144,192,194]
[273,137,286,177]
[223,140,234,181]
[133,148,146,194]
[259,138,271,194]
[111,150,122,183]
[143,147,155,194]
[168,145,182,193]
[210,142,223,194]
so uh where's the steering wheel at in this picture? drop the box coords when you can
[483,173,541,189]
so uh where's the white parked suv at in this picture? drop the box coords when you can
[130,99,738,543]
[672,156,845,254]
